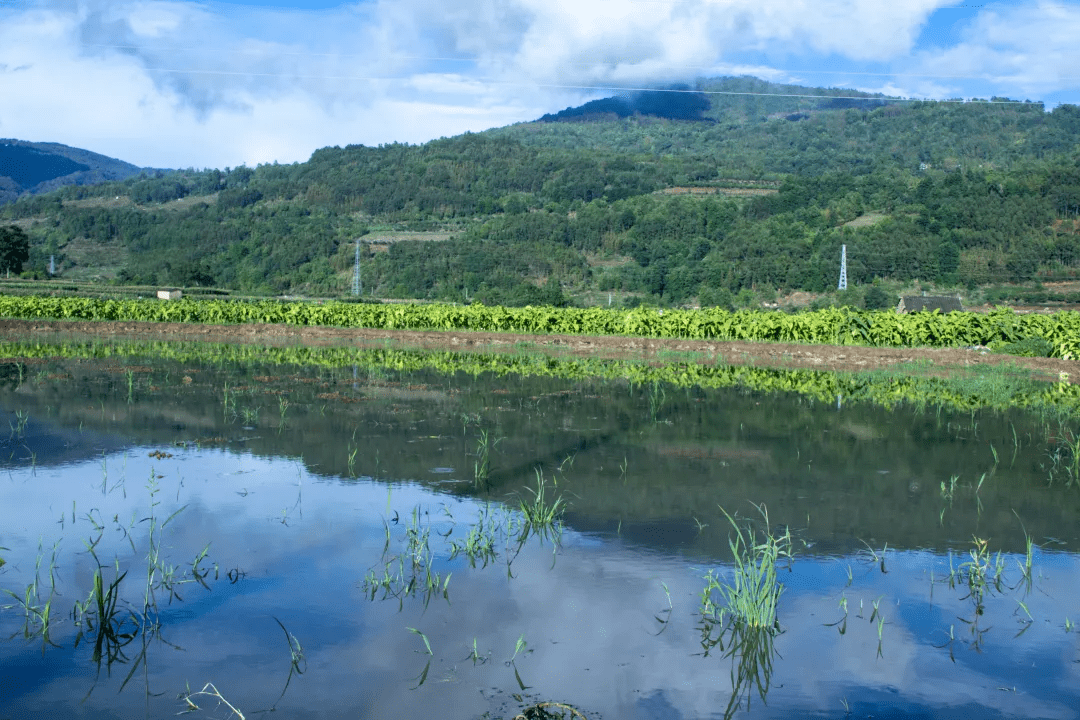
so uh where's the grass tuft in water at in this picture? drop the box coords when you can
[2,539,62,652]
[407,626,433,656]
[465,637,489,665]
[518,469,565,531]
[179,682,245,719]
[239,405,259,427]
[473,428,502,486]
[362,505,451,609]
[701,503,791,632]
[1012,511,1037,592]
[277,397,290,432]
[947,535,1006,614]
[516,469,566,549]
[448,503,499,568]
[1047,422,1080,486]
[347,445,358,477]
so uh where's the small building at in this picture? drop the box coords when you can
[157,289,183,300]
[896,295,963,313]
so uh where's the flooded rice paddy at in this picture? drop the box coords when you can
[0,345,1078,719]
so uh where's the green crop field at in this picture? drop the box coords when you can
[1,295,1079,358]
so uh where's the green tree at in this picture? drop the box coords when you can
[936,240,960,282]
[863,285,894,310]
[0,225,30,275]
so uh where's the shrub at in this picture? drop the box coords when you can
[863,286,894,310]
[993,337,1055,357]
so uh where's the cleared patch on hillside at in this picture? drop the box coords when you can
[1044,281,1080,292]
[360,231,455,253]
[62,196,135,209]
[159,194,218,211]
[655,186,778,197]
[62,194,219,212]
[585,253,634,268]
[362,232,454,243]
[843,212,888,228]
[59,236,131,280]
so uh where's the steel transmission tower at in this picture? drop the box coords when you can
[838,244,848,290]
[352,240,361,296]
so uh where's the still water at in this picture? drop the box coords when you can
[0,349,1078,719]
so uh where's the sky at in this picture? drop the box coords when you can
[1,0,1078,170]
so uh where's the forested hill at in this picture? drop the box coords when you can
[537,86,714,123]
[0,140,150,206]
[495,77,1076,178]
[2,76,1079,307]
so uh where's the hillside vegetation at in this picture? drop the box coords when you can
[0,139,147,205]
[2,76,1079,306]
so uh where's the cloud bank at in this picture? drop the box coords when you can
[0,0,1076,169]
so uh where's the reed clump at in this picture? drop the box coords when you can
[515,470,566,552]
[701,503,791,632]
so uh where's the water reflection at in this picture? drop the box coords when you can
[697,622,780,719]
[0,351,1078,719]
[3,353,1079,556]
[0,446,1078,718]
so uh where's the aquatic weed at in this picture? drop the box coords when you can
[179,682,245,719]
[517,469,566,540]
[701,503,792,631]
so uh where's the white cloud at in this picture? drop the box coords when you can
[0,1,555,167]
[125,3,182,36]
[0,0,1074,169]
[904,1,1080,99]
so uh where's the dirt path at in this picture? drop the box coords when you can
[1,318,1076,379]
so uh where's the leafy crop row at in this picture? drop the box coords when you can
[3,340,1077,416]
[1,296,1078,358]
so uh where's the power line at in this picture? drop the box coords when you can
[629,0,1077,6]
[353,240,361,297]
[80,43,480,63]
[131,66,1045,104]
[77,43,1080,83]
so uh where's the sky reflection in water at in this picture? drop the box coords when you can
[1,443,1078,720]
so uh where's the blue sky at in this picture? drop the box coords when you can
[1,0,1077,169]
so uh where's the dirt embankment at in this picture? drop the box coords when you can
[1,318,1077,379]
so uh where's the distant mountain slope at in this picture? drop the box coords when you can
[0,139,148,205]
[491,76,1073,178]
[539,86,714,123]
[536,79,895,126]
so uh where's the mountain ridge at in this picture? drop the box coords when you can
[0,139,154,206]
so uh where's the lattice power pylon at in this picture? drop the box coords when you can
[838,244,848,290]
[352,240,361,296]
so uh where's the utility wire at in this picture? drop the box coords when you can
[629,0,1076,7]
[77,43,1078,83]
[122,66,1042,104]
